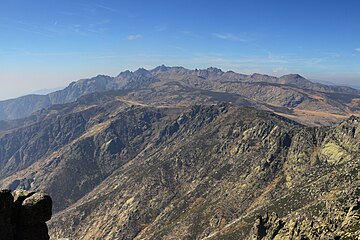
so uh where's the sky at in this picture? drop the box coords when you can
[1,0,360,100]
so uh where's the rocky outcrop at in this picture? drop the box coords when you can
[249,213,284,240]
[249,200,360,239]
[0,189,52,240]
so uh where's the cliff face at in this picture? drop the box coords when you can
[0,190,52,240]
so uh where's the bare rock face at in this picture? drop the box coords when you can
[249,200,360,239]
[0,189,52,240]
[249,213,284,240]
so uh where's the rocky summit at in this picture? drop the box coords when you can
[0,189,52,240]
[0,66,359,239]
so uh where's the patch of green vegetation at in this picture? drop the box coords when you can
[320,142,351,163]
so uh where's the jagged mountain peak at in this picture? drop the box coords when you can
[206,66,223,73]
[149,65,225,77]
[134,67,151,76]
[87,74,113,80]
[115,68,153,79]
[76,74,113,84]
[151,64,170,72]
[116,68,152,79]
[95,74,112,78]
[150,65,188,75]
[117,70,133,78]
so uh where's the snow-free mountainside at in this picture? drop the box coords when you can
[0,66,359,239]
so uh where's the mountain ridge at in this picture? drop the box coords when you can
[1,66,359,125]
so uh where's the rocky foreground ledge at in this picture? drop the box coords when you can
[0,189,52,240]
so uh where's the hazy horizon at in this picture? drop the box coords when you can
[1,0,360,100]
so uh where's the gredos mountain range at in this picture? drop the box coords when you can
[1,65,360,126]
[0,66,359,239]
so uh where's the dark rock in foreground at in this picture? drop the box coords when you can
[0,189,52,240]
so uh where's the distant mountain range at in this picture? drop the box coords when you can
[1,65,360,125]
[311,78,360,89]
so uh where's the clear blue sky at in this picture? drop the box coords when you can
[1,0,360,99]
